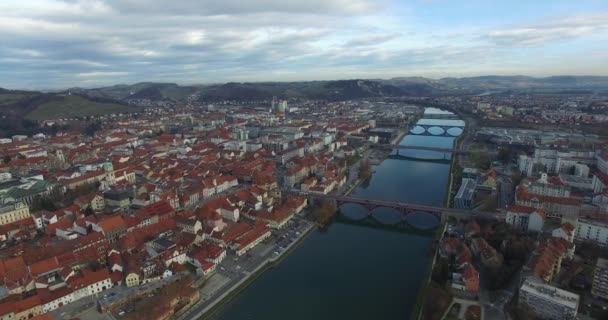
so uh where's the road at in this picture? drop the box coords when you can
[498,175,514,210]
[178,217,314,320]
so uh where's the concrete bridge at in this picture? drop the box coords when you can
[422,113,461,120]
[370,144,498,156]
[409,124,465,137]
[297,191,504,228]
[387,153,451,164]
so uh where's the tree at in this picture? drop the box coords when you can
[359,158,372,180]
[3,154,10,164]
[513,303,537,320]
[497,147,512,163]
[470,150,491,170]
[84,121,101,137]
[83,206,95,216]
[318,199,337,225]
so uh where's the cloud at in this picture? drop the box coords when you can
[487,13,608,46]
[77,71,130,77]
[0,1,607,89]
[102,0,382,16]
[344,33,402,47]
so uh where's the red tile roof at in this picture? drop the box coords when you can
[97,215,127,232]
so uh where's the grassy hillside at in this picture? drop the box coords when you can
[25,94,136,120]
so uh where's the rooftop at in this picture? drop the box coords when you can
[521,278,579,310]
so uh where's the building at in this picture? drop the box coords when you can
[519,149,595,176]
[518,278,579,320]
[125,272,140,287]
[505,205,545,232]
[104,189,131,209]
[523,237,569,284]
[591,258,608,300]
[455,178,476,209]
[0,201,30,226]
[93,216,127,243]
[575,218,608,246]
[277,100,287,113]
[515,179,581,220]
[69,269,113,300]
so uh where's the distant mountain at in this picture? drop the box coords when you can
[1,75,606,125]
[69,79,430,102]
[436,75,608,91]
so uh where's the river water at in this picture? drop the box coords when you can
[209,108,462,320]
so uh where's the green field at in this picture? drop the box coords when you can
[25,95,136,120]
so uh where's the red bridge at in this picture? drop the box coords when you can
[372,144,498,156]
[297,191,504,225]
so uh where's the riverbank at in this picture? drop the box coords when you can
[182,222,316,320]
[391,127,408,145]
[413,111,467,320]
[411,222,447,320]
[445,116,468,208]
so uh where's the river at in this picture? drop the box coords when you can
[209,108,463,320]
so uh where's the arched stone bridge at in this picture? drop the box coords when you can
[296,191,505,228]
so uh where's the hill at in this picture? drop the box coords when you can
[72,79,429,102]
[25,94,137,120]
[436,75,608,91]
[69,76,608,103]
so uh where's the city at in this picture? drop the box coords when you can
[2,1,608,320]
[1,87,608,320]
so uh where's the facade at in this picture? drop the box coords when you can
[125,272,140,287]
[0,202,30,226]
[592,258,608,300]
[519,278,579,320]
[515,184,581,220]
[455,178,476,209]
[575,218,608,246]
[597,153,608,174]
[93,216,127,243]
[505,205,545,232]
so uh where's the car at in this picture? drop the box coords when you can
[296,231,300,235]
[118,310,126,316]
[273,251,279,255]
[220,267,225,271]
[236,265,241,270]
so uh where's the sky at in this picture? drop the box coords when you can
[1,0,608,89]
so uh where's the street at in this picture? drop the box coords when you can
[178,218,314,320]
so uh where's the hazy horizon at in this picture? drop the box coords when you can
[2,0,608,89]
[4,74,608,92]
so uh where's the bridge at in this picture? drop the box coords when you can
[409,124,465,137]
[296,191,504,229]
[422,113,461,120]
[387,152,451,164]
[371,144,498,156]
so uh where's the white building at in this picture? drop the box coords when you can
[505,205,545,232]
[41,289,75,312]
[573,163,590,177]
[520,149,595,176]
[70,269,113,301]
[575,218,608,246]
[597,153,608,174]
[519,278,579,320]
